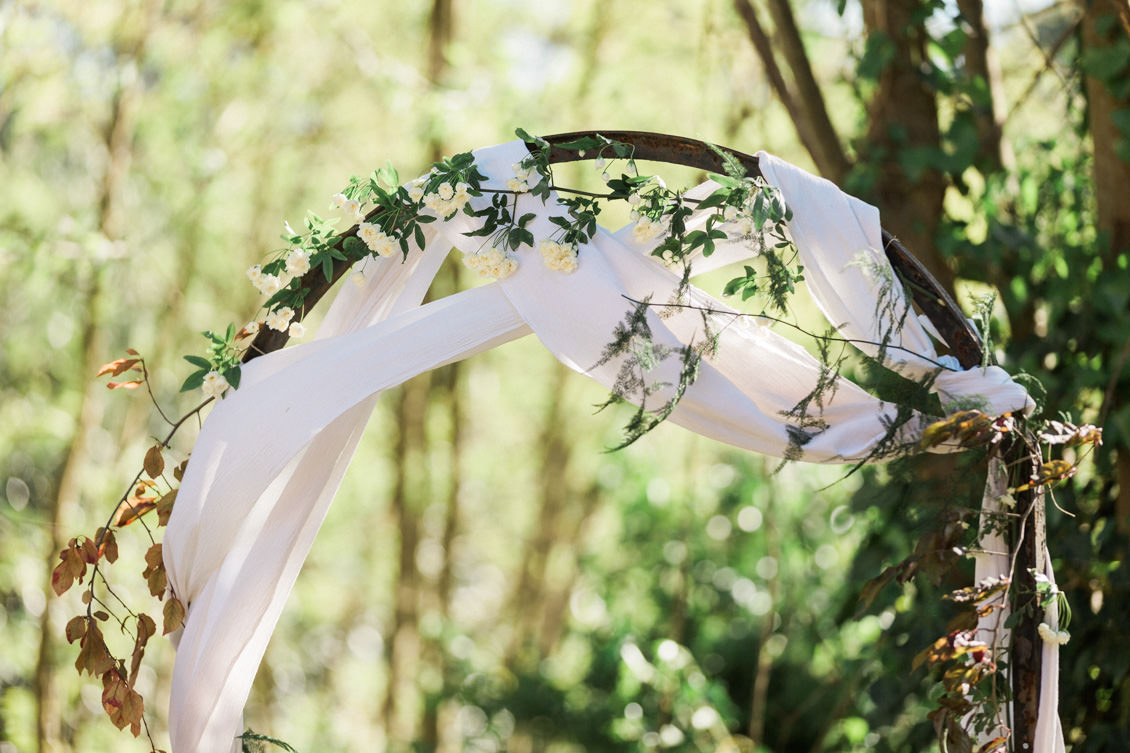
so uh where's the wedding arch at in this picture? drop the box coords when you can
[68,131,1078,753]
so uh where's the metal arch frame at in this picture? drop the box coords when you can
[246,130,984,368]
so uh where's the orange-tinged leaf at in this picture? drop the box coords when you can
[106,379,143,390]
[51,543,87,595]
[125,348,140,356]
[96,357,140,378]
[96,527,118,564]
[163,597,186,635]
[65,615,88,644]
[143,444,165,479]
[113,496,157,527]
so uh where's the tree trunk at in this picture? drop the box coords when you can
[955,0,1012,172]
[733,0,850,183]
[1081,0,1130,530]
[861,0,953,293]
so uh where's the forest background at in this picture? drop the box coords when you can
[1,0,1128,751]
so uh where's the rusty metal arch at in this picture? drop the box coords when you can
[245,130,984,369]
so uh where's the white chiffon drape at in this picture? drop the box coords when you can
[162,140,1052,753]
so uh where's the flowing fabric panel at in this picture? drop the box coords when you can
[163,140,1048,753]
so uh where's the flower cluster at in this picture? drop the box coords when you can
[463,246,519,280]
[332,192,364,224]
[422,181,471,218]
[631,215,666,244]
[1037,622,1071,645]
[358,222,398,257]
[507,161,534,193]
[539,239,578,273]
[201,371,230,400]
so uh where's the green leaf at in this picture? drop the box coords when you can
[183,355,212,370]
[224,366,242,390]
[414,222,425,250]
[377,160,399,188]
[343,236,366,258]
[322,255,334,282]
[180,370,206,393]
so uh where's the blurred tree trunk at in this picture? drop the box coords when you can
[382,373,430,746]
[956,0,1011,172]
[732,0,850,183]
[504,364,574,668]
[1081,0,1130,529]
[860,0,952,291]
[35,7,154,747]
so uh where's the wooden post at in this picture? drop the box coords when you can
[1009,437,1046,752]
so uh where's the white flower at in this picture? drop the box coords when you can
[407,176,427,203]
[463,246,518,280]
[627,193,641,206]
[1037,622,1071,645]
[512,162,534,181]
[594,157,606,169]
[331,192,349,209]
[288,322,306,338]
[343,198,363,223]
[507,178,529,193]
[723,205,739,222]
[626,162,638,177]
[358,222,397,257]
[632,216,666,244]
[255,273,283,296]
[351,271,366,286]
[246,264,262,284]
[244,321,260,336]
[266,306,295,332]
[201,371,229,399]
[601,171,610,182]
[540,239,578,273]
[285,249,311,277]
[629,210,640,221]
[423,183,470,217]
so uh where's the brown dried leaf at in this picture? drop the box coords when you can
[80,537,99,564]
[65,615,88,644]
[130,613,156,683]
[51,542,87,596]
[173,458,189,482]
[163,597,186,635]
[106,380,143,390]
[102,669,145,736]
[142,543,166,597]
[156,488,178,527]
[143,444,165,479]
[93,610,109,621]
[76,623,115,676]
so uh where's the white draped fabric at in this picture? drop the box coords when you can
[163,140,1051,753]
